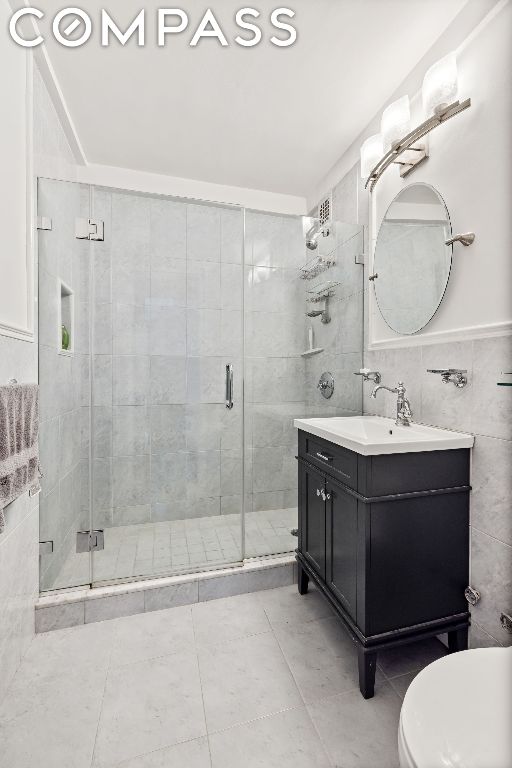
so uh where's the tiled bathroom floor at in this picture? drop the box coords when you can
[53,507,298,588]
[0,584,447,768]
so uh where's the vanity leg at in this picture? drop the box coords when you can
[297,563,309,595]
[448,627,469,653]
[358,647,377,699]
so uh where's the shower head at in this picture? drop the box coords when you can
[305,220,330,250]
[305,220,322,250]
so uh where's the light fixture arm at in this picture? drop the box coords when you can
[364,98,471,192]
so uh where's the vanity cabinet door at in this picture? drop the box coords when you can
[299,463,326,580]
[326,480,358,621]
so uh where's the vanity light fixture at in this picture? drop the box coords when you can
[422,52,458,118]
[360,134,383,180]
[362,51,470,192]
[381,95,411,150]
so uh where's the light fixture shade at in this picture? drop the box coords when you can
[381,95,410,150]
[422,52,458,117]
[360,134,383,179]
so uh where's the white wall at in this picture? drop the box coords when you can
[369,0,512,348]
[77,163,307,216]
[0,0,32,339]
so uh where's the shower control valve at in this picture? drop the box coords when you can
[317,372,334,399]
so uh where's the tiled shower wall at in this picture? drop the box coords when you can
[88,191,245,531]
[321,162,512,649]
[302,222,364,420]
[88,199,309,532]
[244,212,308,516]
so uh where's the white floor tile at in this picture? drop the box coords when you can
[93,652,206,765]
[93,736,211,768]
[209,707,331,768]
[256,583,334,627]
[0,666,107,768]
[273,616,361,703]
[307,682,402,768]
[2,584,421,768]
[198,631,302,732]
[192,592,270,647]
[110,606,195,666]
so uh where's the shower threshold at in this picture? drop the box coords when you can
[35,552,297,632]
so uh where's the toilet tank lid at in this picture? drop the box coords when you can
[400,648,512,768]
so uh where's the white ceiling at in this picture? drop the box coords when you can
[40,0,469,197]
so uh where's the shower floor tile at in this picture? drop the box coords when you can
[51,507,298,588]
[0,584,436,767]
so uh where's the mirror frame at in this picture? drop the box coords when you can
[373,182,453,336]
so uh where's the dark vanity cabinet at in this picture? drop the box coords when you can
[296,429,471,699]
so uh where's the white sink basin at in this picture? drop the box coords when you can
[294,415,474,456]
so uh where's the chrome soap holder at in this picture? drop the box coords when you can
[354,369,381,384]
[299,255,336,280]
[305,280,340,325]
[427,369,468,388]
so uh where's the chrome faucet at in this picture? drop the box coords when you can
[371,380,412,426]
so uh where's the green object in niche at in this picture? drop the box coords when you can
[61,324,70,351]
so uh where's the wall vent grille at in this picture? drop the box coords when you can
[318,195,331,225]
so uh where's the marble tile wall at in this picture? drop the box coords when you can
[244,212,308,514]
[0,341,39,702]
[303,207,365,421]
[0,61,79,700]
[319,162,512,649]
[86,191,246,551]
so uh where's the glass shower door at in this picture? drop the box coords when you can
[90,188,244,584]
[243,210,306,559]
[242,211,365,559]
[38,178,93,591]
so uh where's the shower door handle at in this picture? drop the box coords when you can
[225,364,234,409]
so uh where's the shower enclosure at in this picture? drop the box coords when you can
[37,179,364,592]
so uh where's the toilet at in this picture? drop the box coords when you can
[398,648,512,768]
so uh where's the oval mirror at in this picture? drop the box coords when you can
[373,183,452,335]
